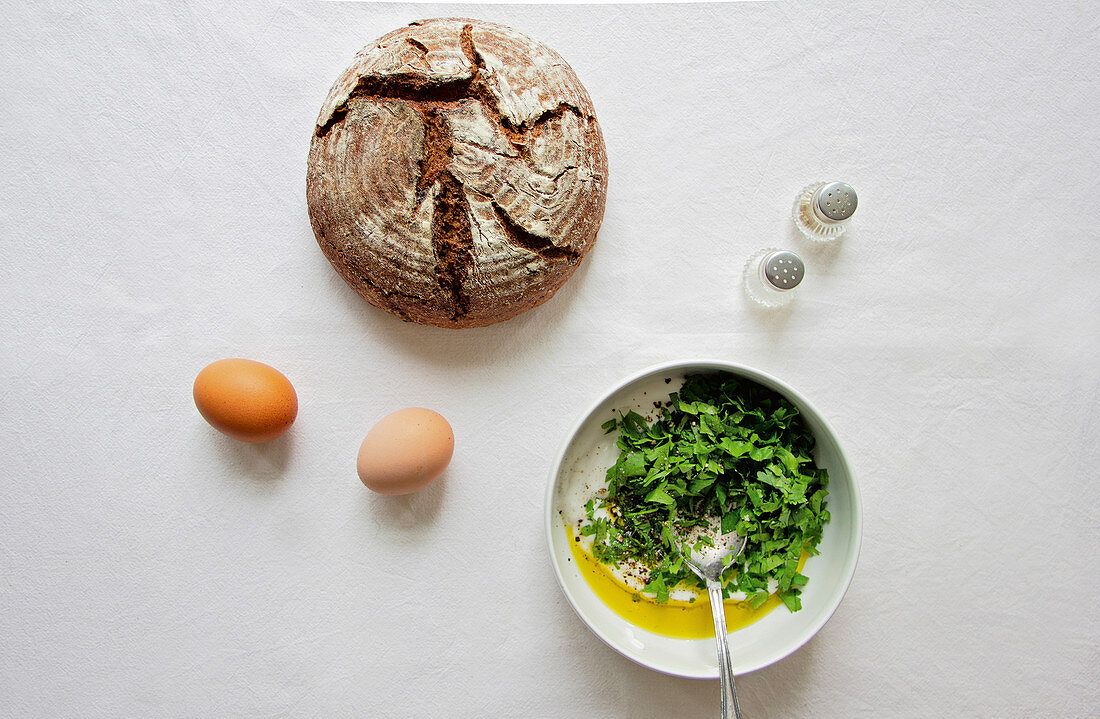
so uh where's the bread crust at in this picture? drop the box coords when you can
[307,18,608,328]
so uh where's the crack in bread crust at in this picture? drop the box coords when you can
[415,108,453,205]
[315,75,475,139]
[431,173,475,318]
[491,202,580,264]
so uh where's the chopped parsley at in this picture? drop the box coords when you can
[584,372,830,612]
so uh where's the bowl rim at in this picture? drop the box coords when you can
[543,358,863,678]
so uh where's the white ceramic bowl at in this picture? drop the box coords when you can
[545,360,861,678]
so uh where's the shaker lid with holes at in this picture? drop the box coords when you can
[815,182,858,222]
[762,250,804,290]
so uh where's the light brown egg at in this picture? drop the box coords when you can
[193,359,298,443]
[357,408,454,495]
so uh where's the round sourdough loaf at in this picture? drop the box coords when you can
[307,18,608,328]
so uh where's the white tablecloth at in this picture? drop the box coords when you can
[2,2,1097,716]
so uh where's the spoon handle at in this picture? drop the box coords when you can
[707,580,744,719]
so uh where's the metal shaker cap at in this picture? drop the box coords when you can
[815,182,857,222]
[762,250,804,290]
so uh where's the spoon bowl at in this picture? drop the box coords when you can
[679,518,748,582]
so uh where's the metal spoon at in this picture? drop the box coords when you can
[679,519,749,719]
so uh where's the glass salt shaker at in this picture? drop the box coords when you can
[794,181,858,241]
[744,248,804,308]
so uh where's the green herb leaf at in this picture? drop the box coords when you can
[645,485,676,505]
[643,574,670,604]
[621,452,647,477]
[748,445,774,461]
[778,590,802,613]
[748,591,770,609]
[718,438,752,457]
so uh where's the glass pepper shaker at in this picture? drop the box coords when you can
[744,248,804,308]
[794,181,857,241]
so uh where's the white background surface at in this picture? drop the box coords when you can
[2,1,1098,717]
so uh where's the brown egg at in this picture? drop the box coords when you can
[193,359,298,443]
[357,408,454,495]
